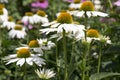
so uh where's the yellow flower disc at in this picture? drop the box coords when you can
[37,10,46,17]
[74,0,80,3]
[14,25,22,30]
[8,16,13,21]
[87,29,99,38]
[0,4,5,9]
[28,40,40,48]
[0,9,3,15]
[80,1,94,11]
[57,12,73,24]
[17,48,31,58]
[25,12,33,16]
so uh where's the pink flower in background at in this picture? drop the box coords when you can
[31,0,48,9]
[114,0,120,6]
[81,0,86,2]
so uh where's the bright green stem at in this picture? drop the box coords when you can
[63,29,68,80]
[108,0,113,9]
[56,42,60,80]
[24,59,27,80]
[84,12,88,41]
[97,43,102,73]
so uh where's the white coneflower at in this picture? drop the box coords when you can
[1,16,15,30]
[28,39,43,54]
[38,39,55,50]
[8,24,26,39]
[3,47,45,67]
[40,11,85,41]
[33,10,49,24]
[0,0,8,3]
[35,68,55,80]
[83,29,111,44]
[0,4,8,24]
[93,0,102,10]
[70,1,108,18]
[69,0,82,9]
[21,12,35,24]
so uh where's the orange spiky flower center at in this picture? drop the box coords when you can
[17,48,31,58]
[87,29,99,38]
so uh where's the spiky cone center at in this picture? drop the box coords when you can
[74,0,80,3]
[25,12,33,16]
[87,29,99,38]
[57,12,73,24]
[39,0,45,2]
[80,1,95,11]
[17,48,31,58]
[14,25,23,30]
[28,40,40,48]
[37,10,46,17]
[0,4,5,9]
[8,16,13,22]
[68,8,75,11]
[16,20,23,25]
[0,9,3,15]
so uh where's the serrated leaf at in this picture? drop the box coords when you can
[89,72,120,80]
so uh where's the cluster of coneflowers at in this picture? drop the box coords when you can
[0,1,56,80]
[0,0,114,80]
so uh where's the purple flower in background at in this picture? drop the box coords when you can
[31,0,48,9]
[81,0,86,2]
[114,0,120,6]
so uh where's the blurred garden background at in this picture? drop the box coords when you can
[0,0,120,80]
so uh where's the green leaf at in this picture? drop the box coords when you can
[89,72,120,80]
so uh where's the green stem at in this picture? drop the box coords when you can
[70,42,75,64]
[56,42,60,80]
[0,27,2,54]
[97,42,102,73]
[108,0,113,9]
[24,59,27,80]
[63,29,68,80]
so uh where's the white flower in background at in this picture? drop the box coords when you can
[3,47,45,67]
[33,10,49,24]
[93,0,102,10]
[1,16,15,30]
[21,12,35,24]
[28,39,43,54]
[0,0,8,3]
[8,24,26,39]
[0,4,8,24]
[83,29,111,44]
[38,39,55,50]
[40,11,85,41]
[35,68,55,80]
[0,4,8,16]
[70,1,108,18]
[69,0,82,9]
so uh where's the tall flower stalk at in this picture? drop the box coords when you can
[63,28,68,80]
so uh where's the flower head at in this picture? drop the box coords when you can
[87,29,99,38]
[35,68,55,79]
[29,40,40,48]
[31,0,48,9]
[8,24,26,39]
[80,1,94,11]
[57,12,73,24]
[22,12,35,24]
[3,47,45,67]
[33,10,49,24]
[114,0,120,6]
